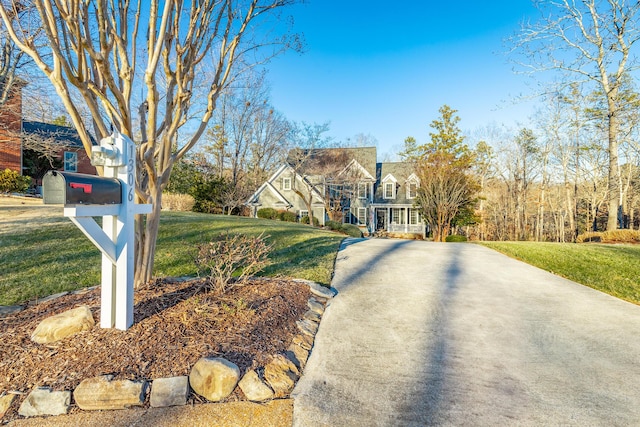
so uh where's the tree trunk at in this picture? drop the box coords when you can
[606,97,620,231]
[134,184,163,286]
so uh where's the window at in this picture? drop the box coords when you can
[357,182,368,199]
[409,209,421,225]
[392,208,405,224]
[282,177,292,190]
[357,207,367,225]
[384,182,395,199]
[407,182,418,199]
[299,210,308,218]
[64,151,78,172]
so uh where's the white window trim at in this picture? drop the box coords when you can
[384,182,395,199]
[409,208,421,225]
[299,210,308,218]
[283,177,292,190]
[357,182,368,199]
[64,151,78,172]
[357,207,367,225]
[407,181,418,199]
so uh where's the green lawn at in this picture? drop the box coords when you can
[0,212,344,306]
[479,241,640,305]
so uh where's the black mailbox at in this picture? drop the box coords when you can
[43,171,122,205]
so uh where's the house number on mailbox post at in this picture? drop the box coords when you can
[43,131,152,331]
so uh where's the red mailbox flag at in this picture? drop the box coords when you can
[70,183,93,193]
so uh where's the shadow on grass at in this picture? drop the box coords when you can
[264,235,343,285]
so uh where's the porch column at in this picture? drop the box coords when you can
[405,208,409,233]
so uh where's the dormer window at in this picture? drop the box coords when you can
[407,182,418,199]
[406,173,420,199]
[384,182,395,199]
[382,174,397,199]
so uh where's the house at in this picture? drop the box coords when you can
[0,80,96,182]
[246,147,425,238]
[22,120,96,179]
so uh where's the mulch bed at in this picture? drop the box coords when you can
[0,277,310,423]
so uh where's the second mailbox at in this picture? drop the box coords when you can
[43,171,122,205]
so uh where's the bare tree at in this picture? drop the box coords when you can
[0,0,300,285]
[512,0,640,231]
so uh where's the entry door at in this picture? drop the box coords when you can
[376,209,386,231]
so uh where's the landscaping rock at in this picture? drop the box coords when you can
[18,387,70,417]
[296,318,319,337]
[0,305,23,318]
[150,376,189,408]
[189,357,240,402]
[35,291,69,305]
[0,394,15,418]
[307,298,325,315]
[264,355,299,398]
[292,333,314,351]
[238,370,275,402]
[303,309,321,323]
[30,305,94,344]
[73,375,147,410]
[292,279,337,299]
[286,342,310,370]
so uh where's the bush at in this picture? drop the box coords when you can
[0,169,31,193]
[325,220,342,231]
[257,207,278,220]
[445,234,468,242]
[341,224,364,238]
[162,192,195,211]
[301,215,320,226]
[194,232,273,293]
[577,230,640,244]
[277,210,297,222]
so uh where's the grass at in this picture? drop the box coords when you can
[0,211,344,306]
[479,241,640,305]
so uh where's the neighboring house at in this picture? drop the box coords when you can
[246,147,425,238]
[0,81,96,181]
[22,120,96,178]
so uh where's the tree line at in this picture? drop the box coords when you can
[2,0,640,284]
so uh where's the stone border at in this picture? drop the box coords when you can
[0,281,334,421]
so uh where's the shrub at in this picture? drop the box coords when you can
[301,215,320,226]
[325,220,342,231]
[277,210,297,222]
[162,192,195,211]
[577,230,640,244]
[341,224,364,238]
[0,169,31,194]
[445,234,468,242]
[257,207,278,220]
[194,232,273,292]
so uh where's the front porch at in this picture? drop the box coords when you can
[372,205,425,237]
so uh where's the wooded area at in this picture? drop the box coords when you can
[2,0,640,244]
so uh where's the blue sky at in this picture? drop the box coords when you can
[266,1,540,157]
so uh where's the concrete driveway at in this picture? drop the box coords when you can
[292,239,640,426]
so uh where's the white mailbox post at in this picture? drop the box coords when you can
[59,131,151,330]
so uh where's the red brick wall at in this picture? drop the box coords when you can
[55,146,97,175]
[0,85,23,173]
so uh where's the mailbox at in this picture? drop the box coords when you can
[43,171,122,205]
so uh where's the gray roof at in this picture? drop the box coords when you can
[22,121,94,147]
[373,162,416,204]
[287,147,378,178]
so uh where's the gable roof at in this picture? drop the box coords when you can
[374,162,416,204]
[287,146,377,179]
[246,163,325,207]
